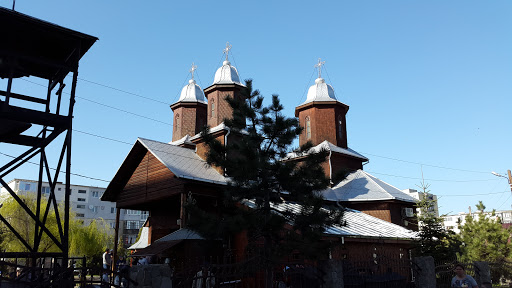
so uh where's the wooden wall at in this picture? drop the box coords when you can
[117,151,186,208]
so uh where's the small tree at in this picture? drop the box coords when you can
[69,218,113,267]
[187,79,344,287]
[413,183,460,262]
[0,193,113,267]
[458,201,512,282]
[0,194,61,253]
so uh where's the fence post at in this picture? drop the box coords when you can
[413,256,435,288]
[473,261,491,286]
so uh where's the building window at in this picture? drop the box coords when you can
[42,186,51,194]
[211,99,215,117]
[305,116,311,139]
[78,189,86,194]
[91,206,99,213]
[24,183,31,191]
[77,205,85,209]
[58,187,61,191]
[76,213,85,217]
[337,116,343,139]
[110,222,115,229]
[125,209,141,215]
[125,221,139,229]
[111,207,116,213]
[77,198,86,202]
[175,114,180,131]
[91,191,100,198]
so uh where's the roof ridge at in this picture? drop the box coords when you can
[360,170,392,198]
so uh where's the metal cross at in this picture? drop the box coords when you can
[314,58,325,78]
[190,63,197,80]
[223,42,232,61]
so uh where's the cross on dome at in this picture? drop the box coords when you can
[223,42,232,61]
[314,58,325,78]
[189,63,197,80]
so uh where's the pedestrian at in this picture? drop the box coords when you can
[192,262,215,288]
[451,264,478,288]
[102,248,112,283]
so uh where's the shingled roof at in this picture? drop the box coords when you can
[243,200,417,240]
[322,169,417,203]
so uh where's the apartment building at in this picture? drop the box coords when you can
[443,210,512,233]
[0,179,148,246]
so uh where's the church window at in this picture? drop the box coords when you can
[338,116,343,138]
[305,116,311,139]
[175,114,180,131]
[211,100,215,117]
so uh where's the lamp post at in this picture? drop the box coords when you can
[492,170,512,192]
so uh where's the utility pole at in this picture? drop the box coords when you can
[492,170,512,193]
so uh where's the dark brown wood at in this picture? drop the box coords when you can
[113,207,120,274]
[0,90,47,104]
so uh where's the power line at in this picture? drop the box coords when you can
[437,191,509,197]
[0,152,110,183]
[71,129,501,184]
[78,78,170,105]
[17,76,496,177]
[361,152,490,174]
[20,78,172,126]
[368,171,498,183]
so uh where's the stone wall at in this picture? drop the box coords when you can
[129,264,172,288]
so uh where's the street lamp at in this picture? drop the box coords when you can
[492,170,512,192]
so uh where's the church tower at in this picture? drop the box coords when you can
[294,59,367,180]
[295,59,349,148]
[203,42,245,128]
[170,63,207,143]
[192,43,246,169]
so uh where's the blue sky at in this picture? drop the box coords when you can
[1,0,511,216]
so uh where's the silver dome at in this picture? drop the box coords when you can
[213,60,242,85]
[178,79,207,103]
[303,77,337,104]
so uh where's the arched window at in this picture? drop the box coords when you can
[338,115,343,138]
[305,116,311,139]
[211,99,215,117]
[175,114,180,131]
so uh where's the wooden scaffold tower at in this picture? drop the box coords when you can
[0,6,97,268]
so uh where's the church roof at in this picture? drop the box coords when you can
[322,170,418,203]
[128,227,150,250]
[169,134,195,146]
[176,79,207,104]
[155,228,205,242]
[244,200,417,240]
[302,77,338,104]
[138,138,227,185]
[213,60,243,85]
[285,140,368,162]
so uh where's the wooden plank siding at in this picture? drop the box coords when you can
[117,151,186,208]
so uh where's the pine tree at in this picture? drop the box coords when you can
[186,79,344,287]
[458,201,512,282]
[413,183,460,262]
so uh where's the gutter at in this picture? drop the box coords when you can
[224,126,231,176]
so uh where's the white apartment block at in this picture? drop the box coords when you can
[402,188,439,218]
[442,210,512,234]
[0,179,148,246]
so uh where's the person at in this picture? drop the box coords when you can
[192,263,215,288]
[451,264,478,288]
[114,256,128,287]
[102,248,112,283]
